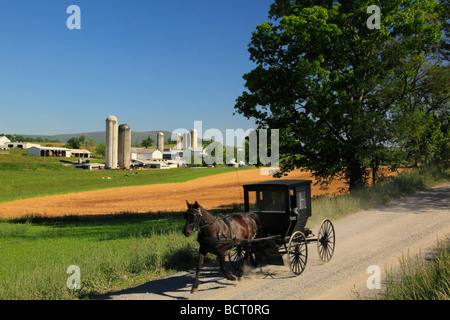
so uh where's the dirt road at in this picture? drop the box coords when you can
[101,182,450,300]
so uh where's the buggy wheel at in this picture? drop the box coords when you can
[317,219,335,263]
[228,245,246,271]
[288,231,308,276]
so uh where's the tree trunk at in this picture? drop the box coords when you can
[348,159,365,191]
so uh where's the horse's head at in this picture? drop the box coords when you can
[183,201,203,237]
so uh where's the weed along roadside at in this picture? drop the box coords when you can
[0,166,448,299]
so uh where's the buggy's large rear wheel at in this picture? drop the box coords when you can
[228,245,246,271]
[288,231,308,276]
[317,219,335,263]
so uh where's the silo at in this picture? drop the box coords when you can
[157,132,164,150]
[191,129,198,149]
[105,115,118,169]
[176,133,182,150]
[183,132,191,150]
[118,124,131,169]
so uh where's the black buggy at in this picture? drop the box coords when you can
[228,180,336,275]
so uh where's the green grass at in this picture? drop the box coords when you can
[0,149,250,203]
[0,212,198,299]
[0,206,242,300]
[381,239,450,300]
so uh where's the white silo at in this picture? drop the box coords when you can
[105,115,118,169]
[157,132,164,150]
[118,124,131,169]
[191,129,198,149]
[183,131,191,150]
[176,133,182,150]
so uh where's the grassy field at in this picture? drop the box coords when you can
[0,209,234,300]
[0,149,249,203]
[0,213,195,299]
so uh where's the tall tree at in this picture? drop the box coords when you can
[141,136,154,149]
[389,58,449,166]
[235,0,444,189]
[65,137,81,149]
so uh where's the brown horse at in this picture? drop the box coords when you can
[183,201,260,293]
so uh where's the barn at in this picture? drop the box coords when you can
[68,149,92,158]
[131,148,163,161]
[0,136,11,147]
[2,141,40,150]
[28,146,71,157]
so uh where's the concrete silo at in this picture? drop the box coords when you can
[175,133,182,150]
[105,115,118,169]
[191,129,198,149]
[118,124,131,169]
[183,132,191,150]
[157,132,164,151]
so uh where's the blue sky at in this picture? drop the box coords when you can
[0,0,274,136]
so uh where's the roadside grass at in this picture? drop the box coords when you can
[381,239,450,300]
[0,165,448,299]
[0,149,250,203]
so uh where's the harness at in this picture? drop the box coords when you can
[186,208,258,247]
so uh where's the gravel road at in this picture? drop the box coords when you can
[101,182,450,300]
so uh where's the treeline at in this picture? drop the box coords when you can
[0,134,61,143]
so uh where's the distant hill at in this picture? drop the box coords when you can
[22,131,173,146]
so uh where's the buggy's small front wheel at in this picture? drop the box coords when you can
[317,219,335,263]
[288,231,308,276]
[228,245,246,271]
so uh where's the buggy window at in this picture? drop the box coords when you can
[297,191,307,210]
[248,190,285,212]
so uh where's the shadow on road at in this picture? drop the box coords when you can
[96,262,237,300]
[378,184,449,214]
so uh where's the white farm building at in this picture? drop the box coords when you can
[28,146,71,157]
[131,148,163,161]
[27,146,92,158]
[0,136,11,148]
[0,136,40,150]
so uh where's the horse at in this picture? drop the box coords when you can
[183,201,260,293]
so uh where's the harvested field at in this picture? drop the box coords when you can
[0,168,347,219]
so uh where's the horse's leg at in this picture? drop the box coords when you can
[248,244,258,267]
[191,252,205,293]
[219,251,236,281]
[238,244,249,281]
[250,254,258,267]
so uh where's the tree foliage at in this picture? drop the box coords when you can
[235,0,447,189]
[141,136,154,149]
[65,137,81,149]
